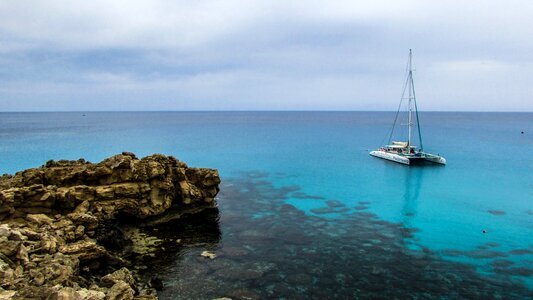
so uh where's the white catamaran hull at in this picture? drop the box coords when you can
[369,150,410,165]
[370,150,446,165]
[422,154,447,165]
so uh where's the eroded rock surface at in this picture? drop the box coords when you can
[0,153,220,299]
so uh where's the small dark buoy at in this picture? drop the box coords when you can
[521,131,524,134]
[482,230,487,233]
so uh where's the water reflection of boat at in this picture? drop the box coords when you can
[401,168,422,223]
[370,50,446,165]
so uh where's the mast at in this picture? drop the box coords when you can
[385,49,424,150]
[410,50,424,151]
[407,49,413,148]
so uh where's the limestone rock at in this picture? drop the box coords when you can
[1,153,220,221]
[26,213,54,225]
[101,268,135,289]
[0,153,221,299]
[68,213,99,228]
[77,288,106,300]
[40,232,59,253]
[59,239,107,261]
[48,286,77,300]
[201,251,217,260]
[0,290,16,300]
[133,296,157,300]
[74,200,90,213]
[48,286,106,300]
[0,237,20,257]
[0,259,15,285]
[106,281,134,300]
[0,224,10,237]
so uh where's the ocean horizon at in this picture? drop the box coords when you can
[2,110,533,113]
[1,111,532,298]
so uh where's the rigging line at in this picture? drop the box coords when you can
[387,84,405,144]
[411,73,423,150]
[385,55,410,146]
[381,80,406,147]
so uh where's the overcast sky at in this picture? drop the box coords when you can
[1,0,532,111]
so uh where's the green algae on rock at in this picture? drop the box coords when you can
[0,152,220,299]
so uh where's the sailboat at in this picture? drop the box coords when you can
[370,50,446,165]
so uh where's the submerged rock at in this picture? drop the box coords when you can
[0,153,220,299]
[487,209,506,216]
[200,251,217,259]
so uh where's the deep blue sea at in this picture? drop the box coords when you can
[1,112,532,298]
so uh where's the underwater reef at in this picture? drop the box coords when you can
[0,152,220,299]
[143,174,533,300]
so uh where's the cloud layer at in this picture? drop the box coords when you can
[1,0,532,111]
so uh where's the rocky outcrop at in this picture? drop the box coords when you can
[0,153,220,299]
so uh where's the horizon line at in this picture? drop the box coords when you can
[0,109,531,113]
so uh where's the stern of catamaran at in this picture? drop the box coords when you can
[423,153,446,165]
[411,152,447,165]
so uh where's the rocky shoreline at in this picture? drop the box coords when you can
[0,153,220,299]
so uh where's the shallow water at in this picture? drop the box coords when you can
[141,175,532,299]
[0,111,532,298]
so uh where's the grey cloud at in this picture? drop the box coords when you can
[0,0,532,111]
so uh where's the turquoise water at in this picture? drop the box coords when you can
[1,112,532,298]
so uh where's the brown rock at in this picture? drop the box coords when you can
[26,213,54,226]
[30,269,46,286]
[59,240,106,261]
[68,213,99,227]
[0,153,221,298]
[19,228,41,240]
[0,237,20,257]
[40,232,59,253]
[133,296,157,300]
[101,268,135,288]
[76,288,106,300]
[75,225,85,238]
[48,286,77,300]
[67,186,95,202]
[95,186,116,200]
[0,290,16,300]
[74,200,91,214]
[2,153,220,221]
[0,224,10,237]
[16,244,29,264]
[8,230,26,241]
[0,259,15,285]
[47,286,105,300]
[106,281,134,300]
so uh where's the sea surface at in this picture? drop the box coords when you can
[1,111,532,298]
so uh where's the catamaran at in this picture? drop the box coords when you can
[370,50,446,165]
